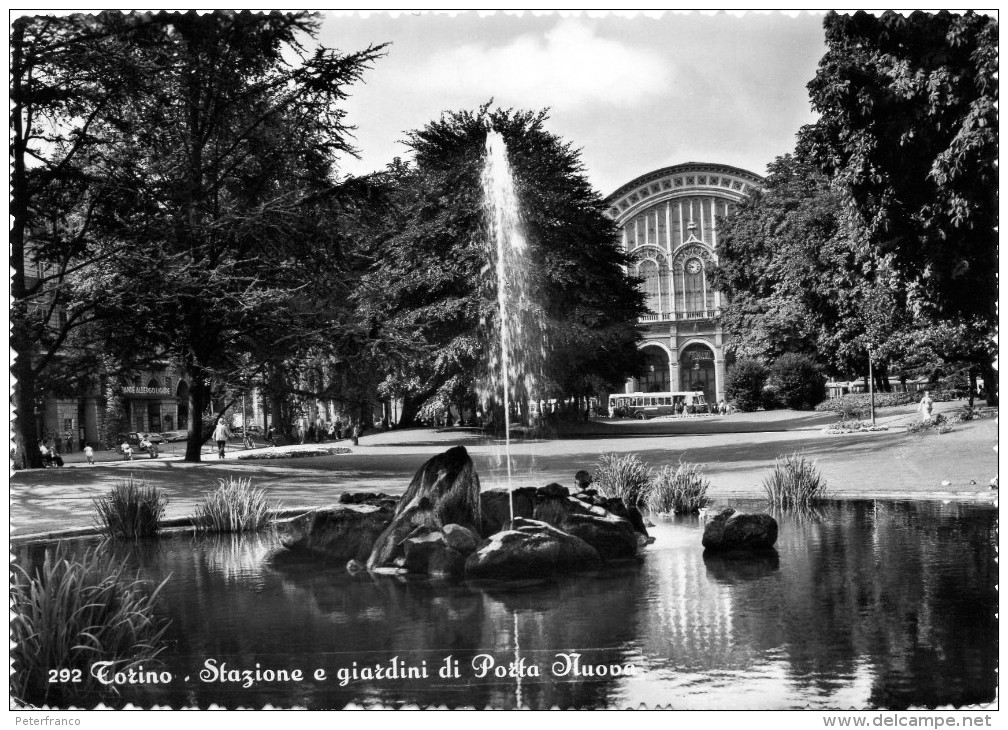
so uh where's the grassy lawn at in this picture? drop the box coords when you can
[11,403,996,538]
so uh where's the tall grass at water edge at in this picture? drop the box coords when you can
[647,461,711,515]
[192,476,278,533]
[92,477,167,538]
[10,544,169,705]
[592,453,653,506]
[762,452,829,508]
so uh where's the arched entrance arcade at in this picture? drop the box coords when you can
[679,342,717,404]
[633,344,671,393]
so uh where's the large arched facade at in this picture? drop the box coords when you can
[605,162,762,404]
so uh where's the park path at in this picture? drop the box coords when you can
[10,404,997,539]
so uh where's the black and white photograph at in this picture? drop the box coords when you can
[9,9,998,713]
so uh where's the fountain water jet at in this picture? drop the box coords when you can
[480,129,544,523]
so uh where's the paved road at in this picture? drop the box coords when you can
[11,403,996,538]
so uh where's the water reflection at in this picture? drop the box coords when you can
[12,500,996,709]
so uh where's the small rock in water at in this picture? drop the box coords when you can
[346,559,366,573]
[941,480,952,486]
[990,476,998,490]
[969,479,977,485]
[702,508,778,552]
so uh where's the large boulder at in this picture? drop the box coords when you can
[559,510,639,560]
[277,505,394,562]
[402,527,447,573]
[367,446,482,569]
[442,523,480,555]
[597,497,650,539]
[480,487,535,537]
[528,492,643,560]
[701,508,778,552]
[402,523,481,577]
[464,517,602,580]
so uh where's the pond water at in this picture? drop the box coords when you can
[14,499,996,709]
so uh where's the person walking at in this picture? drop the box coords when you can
[84,444,95,465]
[919,390,934,422]
[213,418,230,459]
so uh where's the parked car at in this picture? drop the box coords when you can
[160,430,188,442]
[119,431,165,447]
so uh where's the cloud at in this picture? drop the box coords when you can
[399,20,671,109]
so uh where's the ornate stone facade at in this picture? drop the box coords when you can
[604,162,762,404]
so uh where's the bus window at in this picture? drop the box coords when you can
[662,397,670,405]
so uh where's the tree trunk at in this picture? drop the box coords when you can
[12,358,40,469]
[873,362,891,393]
[184,376,210,462]
[982,360,998,406]
[10,22,40,470]
[398,388,436,428]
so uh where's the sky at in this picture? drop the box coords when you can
[317,11,829,197]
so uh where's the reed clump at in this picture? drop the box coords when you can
[761,452,829,508]
[92,477,167,538]
[592,453,654,506]
[10,545,169,705]
[192,476,277,533]
[647,461,711,515]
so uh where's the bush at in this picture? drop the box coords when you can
[10,544,169,705]
[725,359,768,412]
[762,452,829,508]
[592,453,653,506]
[92,477,168,538]
[815,392,917,418]
[193,476,277,533]
[236,446,351,460]
[906,414,952,435]
[769,353,827,410]
[647,461,711,514]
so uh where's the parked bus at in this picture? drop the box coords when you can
[608,391,710,420]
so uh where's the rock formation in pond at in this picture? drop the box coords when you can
[366,445,482,569]
[482,483,649,561]
[276,504,395,562]
[701,507,778,552]
[480,487,536,536]
[464,517,602,579]
[402,523,482,578]
[532,486,640,560]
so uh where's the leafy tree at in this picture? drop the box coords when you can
[10,13,154,468]
[798,10,998,404]
[769,353,827,410]
[724,358,769,412]
[362,106,646,426]
[89,11,386,460]
[716,154,908,380]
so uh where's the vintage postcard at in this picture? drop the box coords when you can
[9,8,998,716]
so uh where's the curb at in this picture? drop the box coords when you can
[10,506,317,547]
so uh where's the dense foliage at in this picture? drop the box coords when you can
[724,358,769,412]
[362,107,647,425]
[768,353,827,410]
[798,10,998,404]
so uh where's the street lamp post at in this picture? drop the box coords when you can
[868,353,876,426]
